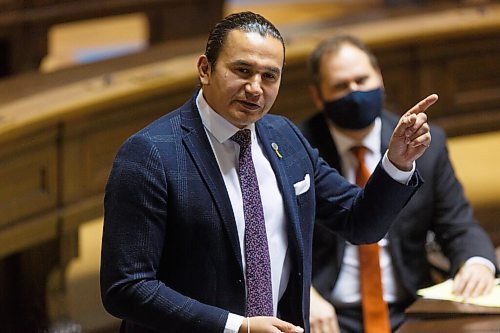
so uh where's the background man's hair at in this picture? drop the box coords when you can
[204,11,285,70]
[307,35,379,87]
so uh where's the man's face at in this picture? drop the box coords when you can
[312,44,382,109]
[198,30,284,128]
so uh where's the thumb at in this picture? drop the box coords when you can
[274,319,304,333]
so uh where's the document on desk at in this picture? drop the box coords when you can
[417,279,500,307]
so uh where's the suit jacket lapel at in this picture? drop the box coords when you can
[308,114,343,173]
[180,99,243,269]
[256,120,304,265]
[310,116,346,266]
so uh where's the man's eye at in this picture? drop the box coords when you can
[356,77,368,85]
[237,68,250,74]
[334,82,349,91]
[263,73,277,81]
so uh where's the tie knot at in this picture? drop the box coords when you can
[351,145,368,162]
[231,129,252,148]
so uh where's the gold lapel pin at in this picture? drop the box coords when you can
[271,142,283,159]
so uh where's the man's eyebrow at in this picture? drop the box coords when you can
[332,74,368,86]
[266,66,282,76]
[231,60,250,67]
[231,60,281,75]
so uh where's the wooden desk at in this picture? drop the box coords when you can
[0,0,223,76]
[397,298,500,332]
[405,298,500,319]
[397,316,500,332]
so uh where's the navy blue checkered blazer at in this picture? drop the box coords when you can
[100,93,421,333]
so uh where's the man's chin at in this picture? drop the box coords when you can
[230,115,262,128]
[234,110,265,123]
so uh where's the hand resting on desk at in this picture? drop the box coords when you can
[452,262,495,298]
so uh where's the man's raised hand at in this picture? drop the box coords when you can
[387,94,438,170]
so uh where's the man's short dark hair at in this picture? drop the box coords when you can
[307,35,379,87]
[204,11,285,70]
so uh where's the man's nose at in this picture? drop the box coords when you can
[245,77,263,96]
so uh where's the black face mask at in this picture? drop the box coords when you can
[322,88,384,130]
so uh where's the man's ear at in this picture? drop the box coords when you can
[197,55,211,85]
[309,85,324,111]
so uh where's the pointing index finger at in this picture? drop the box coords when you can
[407,94,438,116]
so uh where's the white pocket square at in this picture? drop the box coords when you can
[293,174,310,196]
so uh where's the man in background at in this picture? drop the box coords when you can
[300,35,497,333]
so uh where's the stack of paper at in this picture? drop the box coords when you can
[417,279,500,307]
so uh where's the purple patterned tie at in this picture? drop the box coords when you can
[231,129,273,317]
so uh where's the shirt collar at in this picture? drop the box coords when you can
[196,89,256,144]
[328,117,381,156]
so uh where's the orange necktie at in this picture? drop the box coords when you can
[351,146,391,333]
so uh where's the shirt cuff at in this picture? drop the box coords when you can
[224,313,245,333]
[464,256,496,274]
[381,150,415,185]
